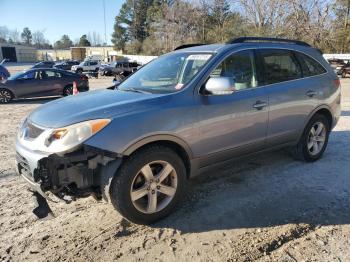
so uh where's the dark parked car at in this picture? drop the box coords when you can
[16,37,340,224]
[54,61,80,71]
[0,64,10,80]
[337,62,350,78]
[0,68,89,103]
[99,61,139,77]
[31,61,55,69]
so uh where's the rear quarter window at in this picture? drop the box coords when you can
[260,49,302,85]
[295,52,327,77]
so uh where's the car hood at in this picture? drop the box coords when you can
[29,89,165,128]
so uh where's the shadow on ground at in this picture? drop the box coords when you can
[148,130,350,233]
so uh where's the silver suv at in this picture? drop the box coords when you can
[16,37,341,224]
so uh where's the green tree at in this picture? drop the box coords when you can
[78,34,91,46]
[21,27,32,45]
[54,35,73,49]
[111,0,152,53]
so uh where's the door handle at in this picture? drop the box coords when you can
[253,101,267,110]
[306,90,317,97]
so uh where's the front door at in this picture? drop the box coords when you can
[195,49,269,167]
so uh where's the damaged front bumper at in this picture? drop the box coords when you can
[16,140,122,204]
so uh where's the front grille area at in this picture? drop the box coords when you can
[16,152,33,179]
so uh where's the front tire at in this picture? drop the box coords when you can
[0,89,13,103]
[110,145,187,224]
[292,114,330,162]
[63,85,73,96]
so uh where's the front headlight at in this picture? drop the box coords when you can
[18,119,111,154]
[44,119,110,153]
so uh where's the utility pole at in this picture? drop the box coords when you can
[103,0,107,45]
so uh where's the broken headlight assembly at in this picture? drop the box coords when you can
[44,119,111,153]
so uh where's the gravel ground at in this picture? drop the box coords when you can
[1,64,350,261]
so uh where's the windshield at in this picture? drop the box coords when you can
[118,52,213,94]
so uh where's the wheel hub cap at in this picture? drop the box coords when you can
[130,161,178,214]
[307,122,326,156]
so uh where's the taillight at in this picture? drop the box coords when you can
[80,75,88,81]
[73,81,79,95]
[334,78,340,88]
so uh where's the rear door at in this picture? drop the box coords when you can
[258,49,325,146]
[39,70,63,96]
[195,49,269,166]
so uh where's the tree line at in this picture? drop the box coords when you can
[111,0,350,55]
[0,26,105,49]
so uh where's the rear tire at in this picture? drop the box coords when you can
[110,145,187,224]
[0,88,13,103]
[291,114,330,162]
[63,85,73,96]
[76,68,83,74]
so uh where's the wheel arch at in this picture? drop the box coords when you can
[0,87,15,99]
[123,135,193,178]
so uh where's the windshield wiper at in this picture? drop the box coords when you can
[121,87,151,94]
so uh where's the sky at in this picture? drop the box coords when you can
[0,0,123,45]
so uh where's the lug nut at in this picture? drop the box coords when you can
[147,187,150,191]
[157,185,160,189]
[151,190,155,194]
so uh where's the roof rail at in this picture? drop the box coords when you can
[227,37,311,47]
[174,43,205,50]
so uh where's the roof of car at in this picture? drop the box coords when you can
[174,42,319,57]
[174,37,315,54]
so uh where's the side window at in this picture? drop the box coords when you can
[38,70,56,79]
[295,52,327,77]
[90,61,97,66]
[20,71,36,80]
[208,50,258,93]
[260,49,302,84]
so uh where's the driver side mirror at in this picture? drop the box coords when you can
[205,77,235,95]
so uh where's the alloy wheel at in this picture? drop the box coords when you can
[307,121,326,156]
[64,86,73,96]
[0,90,11,103]
[130,161,178,214]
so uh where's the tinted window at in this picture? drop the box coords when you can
[19,71,36,80]
[260,49,302,84]
[90,61,98,66]
[209,50,258,91]
[295,52,326,77]
[39,70,61,79]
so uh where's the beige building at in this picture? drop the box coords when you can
[0,44,123,63]
[36,49,71,61]
[0,43,37,62]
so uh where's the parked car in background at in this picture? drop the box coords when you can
[15,37,340,224]
[336,62,350,78]
[0,64,10,80]
[99,61,139,77]
[54,60,80,71]
[0,68,89,103]
[327,58,345,70]
[71,60,100,74]
[31,61,55,69]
